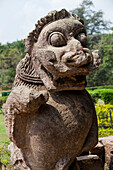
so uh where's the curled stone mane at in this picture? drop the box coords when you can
[24,9,84,55]
[13,54,44,90]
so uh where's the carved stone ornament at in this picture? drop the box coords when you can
[5,9,101,170]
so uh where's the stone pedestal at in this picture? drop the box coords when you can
[90,141,105,166]
[77,155,103,170]
[99,136,113,170]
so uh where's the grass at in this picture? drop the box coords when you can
[0,114,10,146]
[0,114,12,167]
[0,96,8,100]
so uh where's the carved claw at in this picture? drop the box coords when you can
[92,50,101,67]
[87,50,101,72]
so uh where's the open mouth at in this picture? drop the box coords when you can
[38,64,87,91]
[54,74,86,86]
[74,75,86,84]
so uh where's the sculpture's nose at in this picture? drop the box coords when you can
[62,38,92,67]
[67,37,83,53]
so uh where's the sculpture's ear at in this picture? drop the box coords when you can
[32,50,56,91]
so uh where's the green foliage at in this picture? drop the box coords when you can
[88,89,113,104]
[71,0,113,86]
[0,97,7,114]
[1,35,112,88]
[0,40,25,90]
[96,104,113,127]
[0,96,8,100]
[0,115,12,167]
[71,0,112,35]
[0,143,12,167]
[87,34,113,86]
[86,85,113,90]
[2,91,11,96]
[99,127,113,137]
[96,104,113,137]
[100,90,113,104]
[0,115,10,145]
[95,104,113,137]
[88,90,100,103]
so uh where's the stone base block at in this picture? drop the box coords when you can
[77,155,103,170]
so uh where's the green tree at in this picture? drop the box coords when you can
[71,0,112,35]
[0,40,25,90]
[71,0,113,86]
[87,34,113,86]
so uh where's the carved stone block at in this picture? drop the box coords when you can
[77,155,103,170]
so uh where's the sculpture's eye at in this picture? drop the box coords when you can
[76,33,87,47]
[49,32,67,47]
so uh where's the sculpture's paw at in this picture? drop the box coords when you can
[29,89,49,103]
[87,50,101,72]
[9,86,49,113]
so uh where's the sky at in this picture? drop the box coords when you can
[0,0,113,44]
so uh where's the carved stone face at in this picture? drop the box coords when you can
[31,17,100,91]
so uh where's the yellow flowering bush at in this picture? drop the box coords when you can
[98,127,113,137]
[95,104,113,127]
[95,104,113,137]
[0,143,12,167]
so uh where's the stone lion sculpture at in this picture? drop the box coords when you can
[5,9,101,170]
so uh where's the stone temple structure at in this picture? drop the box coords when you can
[5,9,101,170]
